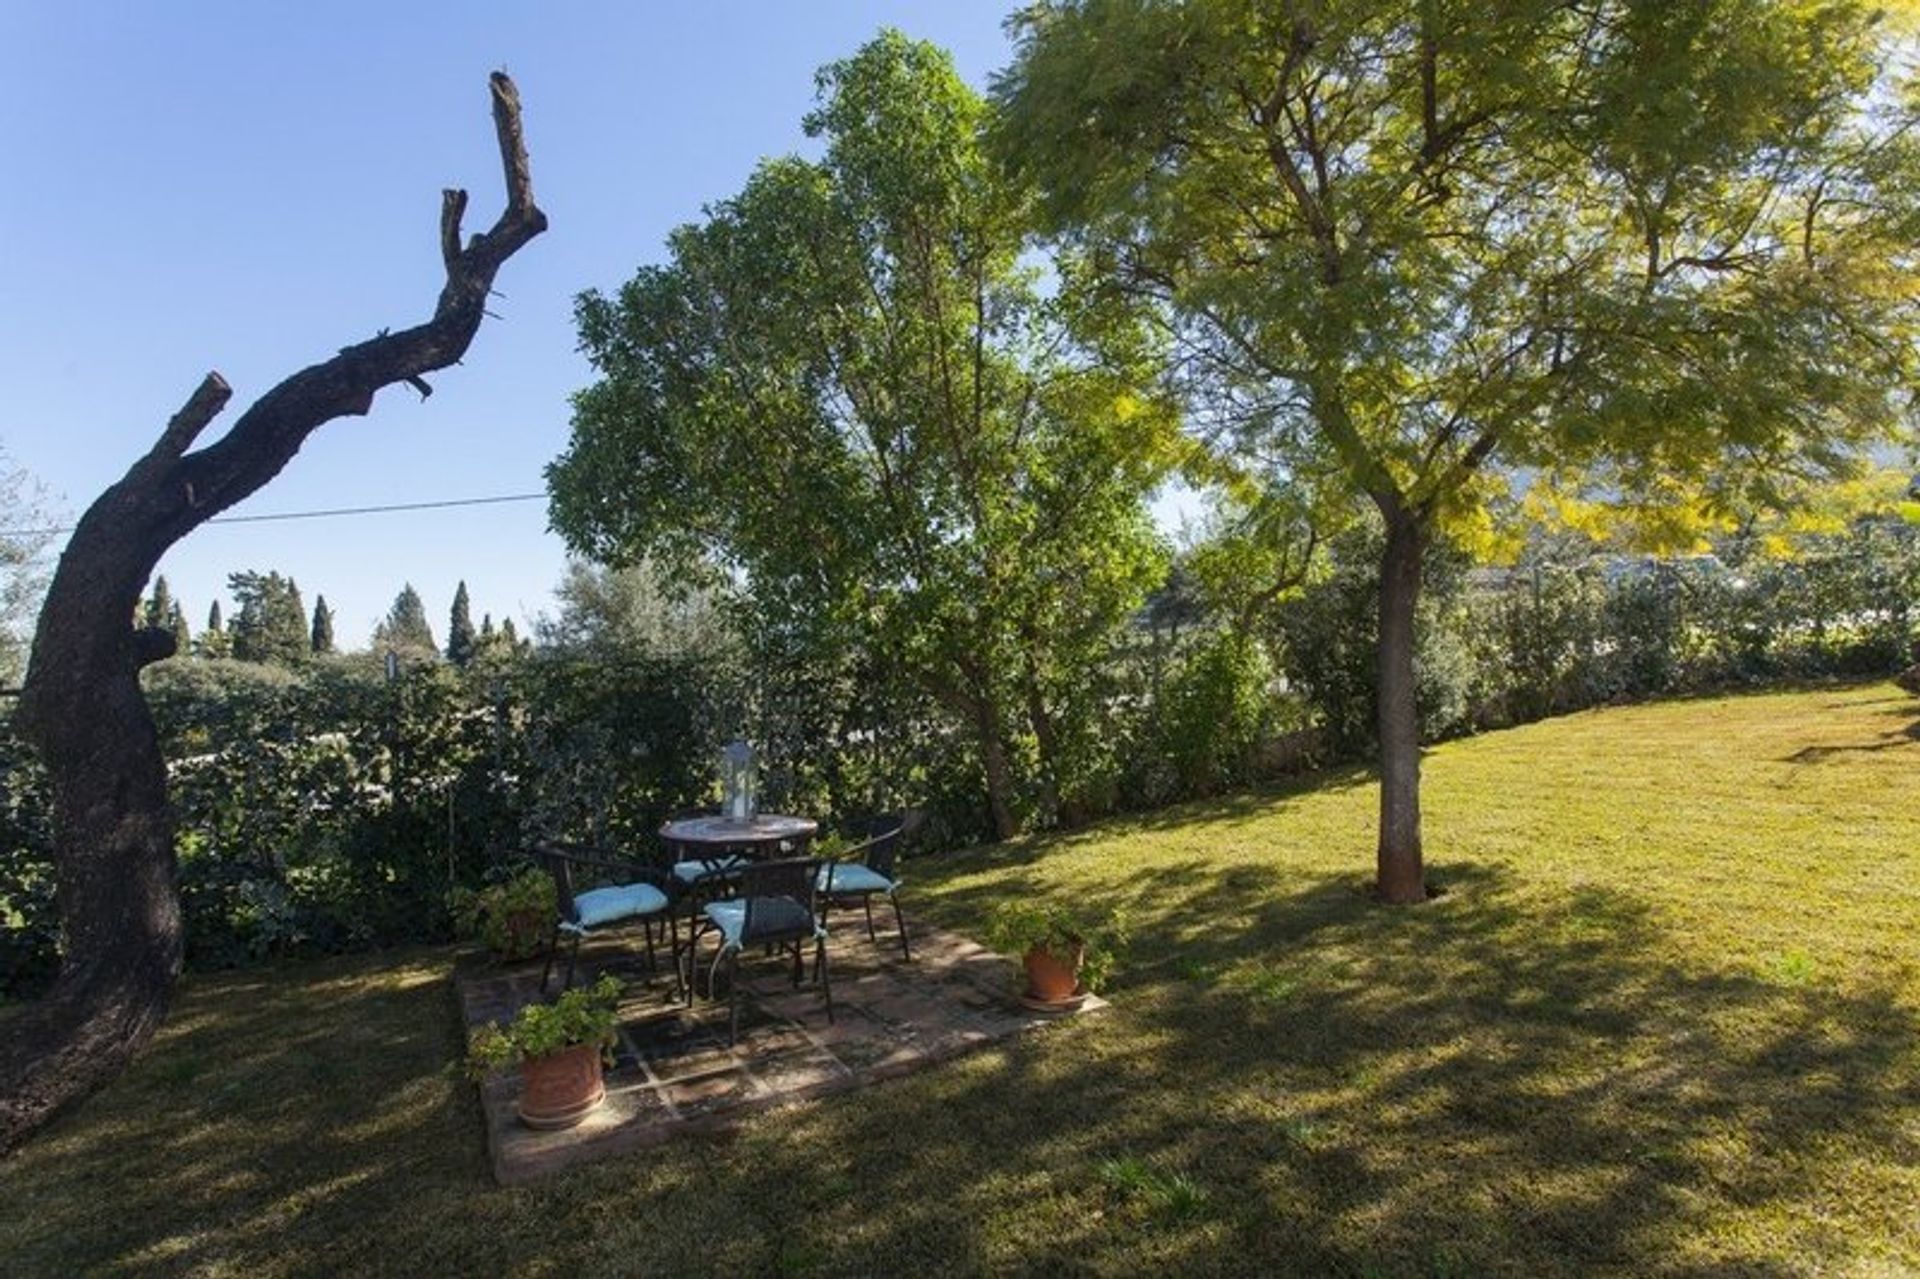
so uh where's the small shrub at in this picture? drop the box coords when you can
[467,974,623,1074]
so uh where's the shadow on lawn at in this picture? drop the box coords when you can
[721,861,1920,1275]
[0,954,487,1277]
[6,864,1917,1276]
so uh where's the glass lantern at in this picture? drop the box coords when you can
[720,739,758,821]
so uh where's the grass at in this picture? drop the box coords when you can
[2,681,1917,1276]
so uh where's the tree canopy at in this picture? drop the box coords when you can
[994,0,1918,896]
[227,571,308,665]
[375,583,437,659]
[551,30,1185,836]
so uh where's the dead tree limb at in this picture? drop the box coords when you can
[1,71,547,1154]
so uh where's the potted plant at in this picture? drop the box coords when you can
[467,974,624,1130]
[449,866,556,962]
[986,901,1129,1009]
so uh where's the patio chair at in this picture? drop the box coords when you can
[662,807,751,890]
[537,843,677,996]
[816,813,912,961]
[690,856,832,1046]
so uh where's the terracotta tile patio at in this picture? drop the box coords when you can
[456,919,1105,1184]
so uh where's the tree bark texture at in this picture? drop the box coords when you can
[1374,508,1428,904]
[0,72,547,1154]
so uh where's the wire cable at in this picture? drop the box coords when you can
[0,491,547,538]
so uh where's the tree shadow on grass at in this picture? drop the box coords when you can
[1781,716,1920,763]
[4,865,1916,1277]
[692,861,1920,1276]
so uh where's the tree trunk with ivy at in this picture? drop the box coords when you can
[0,72,547,1154]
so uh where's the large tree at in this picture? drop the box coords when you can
[2,73,545,1151]
[228,570,308,665]
[995,0,1916,899]
[551,31,1180,837]
[375,583,438,658]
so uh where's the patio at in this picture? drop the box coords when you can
[456,919,1106,1184]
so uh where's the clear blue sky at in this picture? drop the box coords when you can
[0,2,1028,647]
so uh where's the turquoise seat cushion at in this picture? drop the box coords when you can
[571,882,668,929]
[817,862,896,896]
[703,897,825,950]
[673,854,750,884]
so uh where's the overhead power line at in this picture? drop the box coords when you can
[0,491,547,539]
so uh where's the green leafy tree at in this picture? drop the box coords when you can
[446,581,476,666]
[552,31,1180,837]
[310,595,335,655]
[538,560,728,660]
[375,583,437,659]
[996,0,1916,898]
[227,571,309,665]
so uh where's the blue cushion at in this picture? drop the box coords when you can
[702,898,825,951]
[817,862,896,896]
[672,855,750,884]
[571,882,668,928]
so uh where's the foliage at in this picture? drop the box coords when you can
[985,898,1129,992]
[0,724,56,997]
[309,595,335,655]
[448,866,556,960]
[228,570,309,665]
[0,449,58,686]
[466,974,622,1073]
[446,581,476,667]
[1149,630,1276,800]
[552,30,1179,839]
[375,583,437,659]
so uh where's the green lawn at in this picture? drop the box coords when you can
[3,683,1916,1276]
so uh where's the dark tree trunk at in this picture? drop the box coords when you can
[1375,507,1428,904]
[974,693,1022,843]
[0,73,546,1153]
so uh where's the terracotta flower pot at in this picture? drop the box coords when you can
[1022,941,1085,1003]
[515,1042,606,1130]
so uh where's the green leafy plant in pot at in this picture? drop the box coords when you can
[449,866,556,962]
[467,974,623,1129]
[986,901,1129,1007]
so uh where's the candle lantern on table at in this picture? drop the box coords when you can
[721,740,757,821]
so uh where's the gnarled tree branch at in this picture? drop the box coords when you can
[1,71,547,1154]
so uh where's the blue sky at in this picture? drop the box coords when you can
[0,2,1033,647]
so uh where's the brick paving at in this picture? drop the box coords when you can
[456,918,1105,1184]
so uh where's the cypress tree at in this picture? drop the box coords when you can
[199,600,230,659]
[143,575,175,631]
[166,601,191,654]
[447,580,476,666]
[310,595,335,655]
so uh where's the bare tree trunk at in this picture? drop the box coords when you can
[1375,507,1428,904]
[0,73,547,1153]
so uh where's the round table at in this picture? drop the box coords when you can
[660,813,818,858]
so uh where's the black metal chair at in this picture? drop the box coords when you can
[689,856,832,1045]
[816,813,912,961]
[537,843,678,996]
